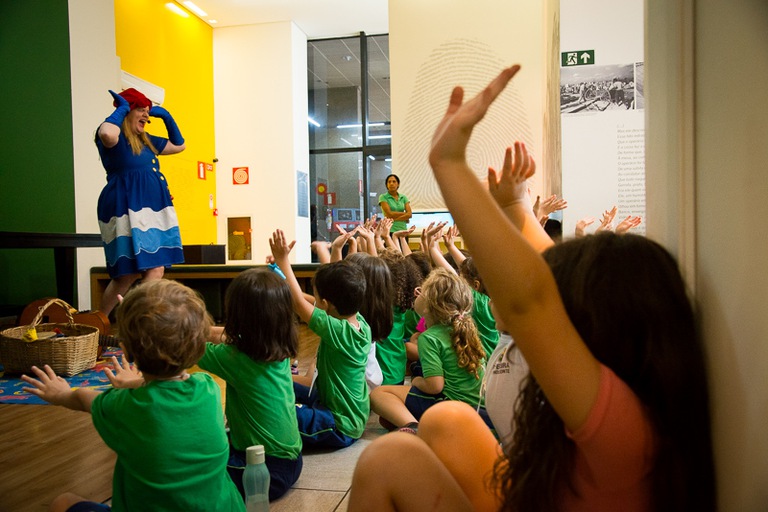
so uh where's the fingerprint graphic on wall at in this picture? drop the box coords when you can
[396,39,533,210]
[232,167,249,185]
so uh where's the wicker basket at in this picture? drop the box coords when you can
[0,298,99,377]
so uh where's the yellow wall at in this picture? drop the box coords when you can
[114,0,217,244]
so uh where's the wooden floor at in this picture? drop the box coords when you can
[0,324,385,512]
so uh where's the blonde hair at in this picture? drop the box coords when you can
[117,279,211,378]
[420,268,485,378]
[122,117,158,156]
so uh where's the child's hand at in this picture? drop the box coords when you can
[538,195,568,220]
[596,206,618,232]
[615,215,642,234]
[21,365,73,405]
[487,141,536,210]
[392,225,416,239]
[442,224,460,246]
[270,229,296,263]
[429,65,521,170]
[575,216,595,237]
[104,356,144,389]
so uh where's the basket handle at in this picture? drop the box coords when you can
[30,298,76,328]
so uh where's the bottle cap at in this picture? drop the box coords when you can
[246,445,265,465]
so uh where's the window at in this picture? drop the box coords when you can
[308,33,390,250]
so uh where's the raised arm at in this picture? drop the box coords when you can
[149,105,186,155]
[615,215,642,234]
[441,224,466,267]
[596,206,618,232]
[98,90,129,148]
[428,66,600,432]
[536,195,568,226]
[330,226,356,262]
[425,222,455,273]
[486,142,554,253]
[357,225,378,256]
[575,216,595,238]
[311,241,332,264]
[270,229,315,323]
[392,226,416,256]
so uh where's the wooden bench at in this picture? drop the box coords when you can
[91,264,319,321]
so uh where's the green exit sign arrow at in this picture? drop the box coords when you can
[562,50,595,67]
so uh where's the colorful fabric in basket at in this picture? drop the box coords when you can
[0,347,123,405]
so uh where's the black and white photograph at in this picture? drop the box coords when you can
[560,63,636,114]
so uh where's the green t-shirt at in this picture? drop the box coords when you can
[197,343,302,459]
[471,289,500,358]
[403,308,421,339]
[309,308,372,438]
[91,373,244,512]
[376,306,408,385]
[418,323,485,408]
[378,192,410,232]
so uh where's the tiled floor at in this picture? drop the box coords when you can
[261,323,388,511]
[270,413,386,512]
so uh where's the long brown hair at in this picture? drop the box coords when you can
[223,269,298,362]
[494,233,716,512]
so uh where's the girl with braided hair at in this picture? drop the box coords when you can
[370,268,486,433]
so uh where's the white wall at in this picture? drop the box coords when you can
[647,0,768,509]
[694,1,768,508]
[69,0,121,310]
[213,22,311,264]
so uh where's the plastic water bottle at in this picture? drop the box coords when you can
[243,445,270,512]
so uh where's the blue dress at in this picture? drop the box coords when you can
[96,132,184,278]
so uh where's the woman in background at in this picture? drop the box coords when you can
[379,174,412,233]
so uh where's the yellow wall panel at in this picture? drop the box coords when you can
[114,0,217,244]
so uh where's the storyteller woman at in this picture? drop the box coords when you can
[95,88,186,317]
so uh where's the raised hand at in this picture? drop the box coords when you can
[487,141,536,210]
[575,216,595,237]
[149,105,170,119]
[104,356,144,389]
[442,224,460,246]
[596,206,618,232]
[615,215,642,234]
[429,65,521,169]
[269,229,296,264]
[330,226,358,261]
[538,195,568,220]
[109,89,129,108]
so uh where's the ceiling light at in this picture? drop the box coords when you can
[307,117,321,127]
[369,135,392,139]
[368,155,375,160]
[336,122,385,129]
[208,19,217,23]
[182,1,207,17]
[166,3,189,17]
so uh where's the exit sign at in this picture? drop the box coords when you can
[562,50,595,67]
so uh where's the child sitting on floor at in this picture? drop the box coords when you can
[270,229,372,449]
[22,279,244,512]
[349,66,715,512]
[370,267,486,433]
[197,268,303,501]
